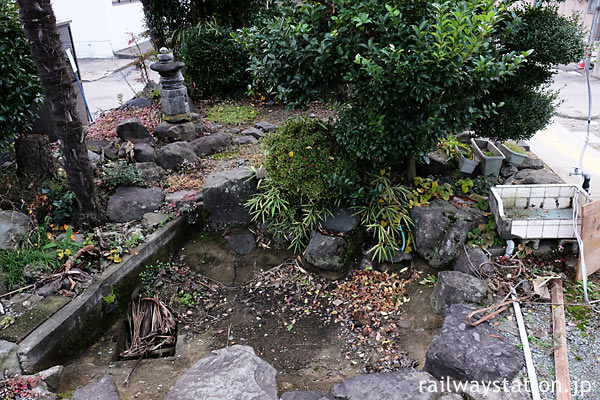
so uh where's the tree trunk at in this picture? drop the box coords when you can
[16,0,100,228]
[139,0,164,49]
[15,134,56,178]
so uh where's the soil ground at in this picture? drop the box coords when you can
[59,233,442,399]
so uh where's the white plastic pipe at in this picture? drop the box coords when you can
[511,288,541,400]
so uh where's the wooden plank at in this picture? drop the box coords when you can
[577,200,600,280]
[552,280,571,400]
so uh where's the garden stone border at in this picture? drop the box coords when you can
[17,217,189,374]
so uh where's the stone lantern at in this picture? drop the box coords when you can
[150,48,191,122]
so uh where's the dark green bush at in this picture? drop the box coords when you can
[142,0,264,47]
[475,3,585,141]
[0,0,43,146]
[241,0,527,164]
[177,23,250,98]
[473,88,557,142]
[265,116,357,203]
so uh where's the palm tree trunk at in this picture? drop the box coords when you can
[16,0,100,228]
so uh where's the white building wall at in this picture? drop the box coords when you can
[52,0,145,59]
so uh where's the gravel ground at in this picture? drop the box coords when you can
[494,300,600,400]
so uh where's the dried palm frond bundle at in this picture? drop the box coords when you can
[120,295,176,360]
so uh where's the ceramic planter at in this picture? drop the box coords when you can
[498,143,527,166]
[470,138,505,178]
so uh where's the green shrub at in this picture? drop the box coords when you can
[142,0,264,47]
[177,23,250,98]
[473,88,557,141]
[0,0,43,146]
[475,3,585,141]
[241,0,527,164]
[265,117,357,203]
[101,161,143,191]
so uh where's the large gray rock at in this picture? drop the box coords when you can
[116,118,152,144]
[280,391,323,400]
[410,200,485,268]
[37,365,64,392]
[303,232,361,272]
[106,187,165,222]
[424,304,523,383]
[454,247,494,278]
[255,121,278,132]
[122,97,152,109]
[156,141,198,170]
[133,142,155,163]
[321,208,358,234]
[431,271,491,315]
[0,340,22,375]
[513,169,562,185]
[516,157,544,170]
[73,375,121,400]
[328,369,440,400]
[233,135,258,146]
[87,140,118,160]
[226,231,256,255]
[242,127,265,140]
[0,211,29,250]
[142,212,170,229]
[191,132,232,156]
[202,168,257,230]
[135,162,165,183]
[165,345,277,400]
[154,121,197,142]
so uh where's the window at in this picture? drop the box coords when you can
[589,0,599,14]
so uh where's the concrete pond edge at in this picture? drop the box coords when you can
[17,216,190,374]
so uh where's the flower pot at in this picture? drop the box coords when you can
[454,152,479,174]
[498,143,527,166]
[470,138,505,178]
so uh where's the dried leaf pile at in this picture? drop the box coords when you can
[244,263,418,372]
[86,104,161,141]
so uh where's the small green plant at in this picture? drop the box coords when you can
[456,178,474,194]
[438,135,471,161]
[148,89,161,101]
[527,334,551,349]
[419,274,437,287]
[471,175,497,196]
[409,177,454,208]
[467,217,505,249]
[117,93,124,105]
[178,289,202,308]
[103,290,116,305]
[139,262,169,297]
[101,161,143,191]
[41,186,76,225]
[353,173,414,262]
[206,104,257,125]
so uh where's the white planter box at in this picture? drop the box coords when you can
[489,184,591,240]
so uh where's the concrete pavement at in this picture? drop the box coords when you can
[529,67,600,198]
[81,63,159,116]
